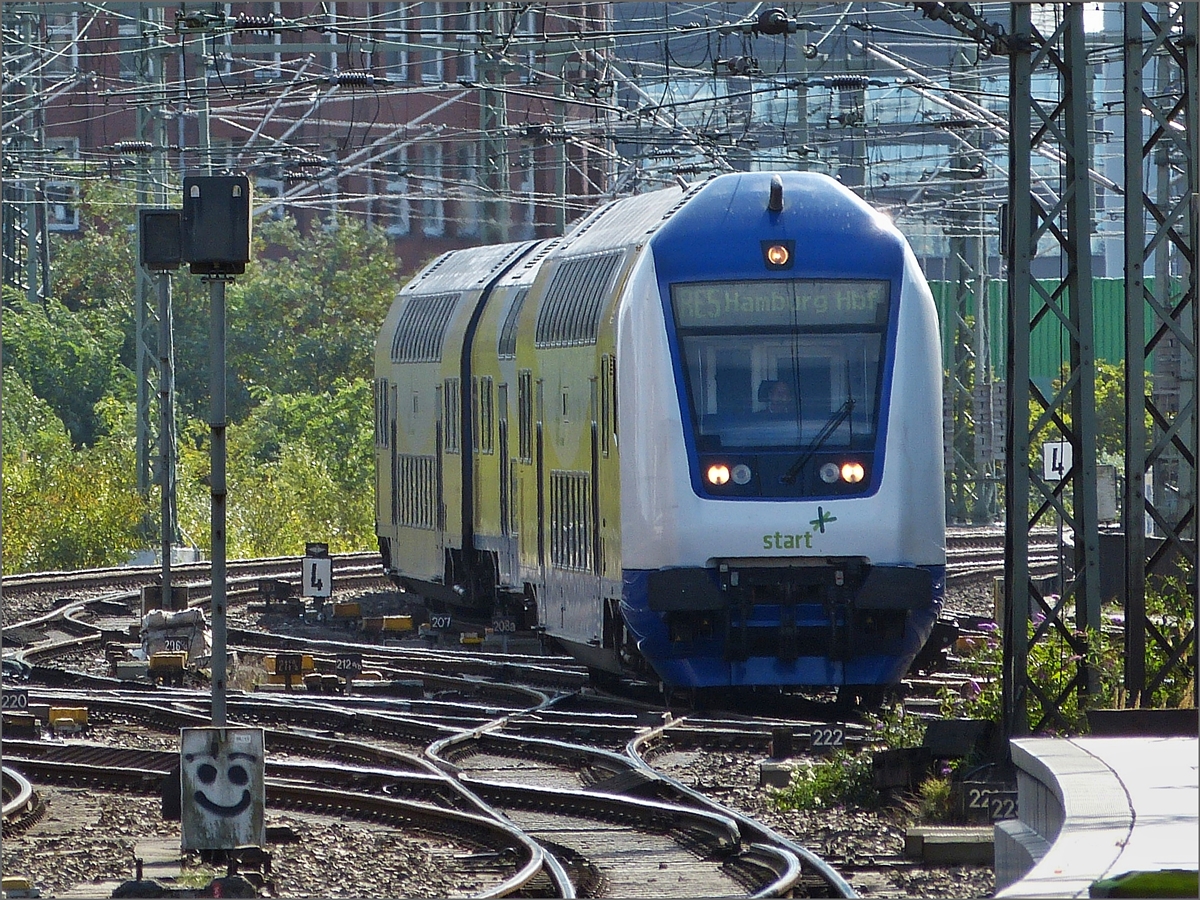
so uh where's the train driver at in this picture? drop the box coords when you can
[758,379,796,416]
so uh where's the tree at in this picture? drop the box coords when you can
[2,289,130,447]
[175,380,376,557]
[2,393,150,573]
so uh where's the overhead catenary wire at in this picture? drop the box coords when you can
[2,0,1128,257]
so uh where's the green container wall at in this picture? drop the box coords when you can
[929,277,1177,382]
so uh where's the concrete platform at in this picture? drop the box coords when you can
[995,736,1198,898]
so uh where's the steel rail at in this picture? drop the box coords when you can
[627,717,859,899]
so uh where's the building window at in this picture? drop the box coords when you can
[418,2,444,84]
[249,2,282,79]
[384,146,411,236]
[420,142,445,237]
[454,6,477,83]
[45,182,79,232]
[118,21,140,81]
[455,145,480,237]
[44,13,79,79]
[377,2,409,81]
[255,177,285,221]
[518,163,536,240]
[215,5,234,78]
[326,2,340,73]
[516,7,539,83]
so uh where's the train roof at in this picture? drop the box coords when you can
[550,183,694,256]
[400,240,538,296]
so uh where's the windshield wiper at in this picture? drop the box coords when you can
[780,399,855,485]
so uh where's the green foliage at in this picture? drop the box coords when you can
[916,776,953,822]
[771,749,877,811]
[1028,361,1149,470]
[49,180,138,314]
[1,366,70,459]
[223,216,396,420]
[866,701,926,749]
[1140,565,1197,709]
[938,626,1003,722]
[2,399,150,573]
[771,703,930,813]
[174,380,376,558]
[1,292,130,446]
[2,194,393,572]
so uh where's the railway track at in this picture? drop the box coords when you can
[3,687,853,897]
[1,534,1029,897]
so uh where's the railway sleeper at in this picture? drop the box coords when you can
[467,780,741,853]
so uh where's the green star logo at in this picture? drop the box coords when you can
[810,506,837,533]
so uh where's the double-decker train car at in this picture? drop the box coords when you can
[375,171,945,694]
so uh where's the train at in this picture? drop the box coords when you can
[374,171,945,696]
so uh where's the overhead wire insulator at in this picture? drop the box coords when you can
[327,71,379,87]
[233,13,278,34]
[828,75,870,91]
[113,141,154,154]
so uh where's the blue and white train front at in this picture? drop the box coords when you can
[616,172,945,690]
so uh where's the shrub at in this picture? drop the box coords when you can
[771,750,877,811]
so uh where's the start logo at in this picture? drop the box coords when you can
[762,507,838,550]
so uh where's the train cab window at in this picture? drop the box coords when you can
[671,279,890,452]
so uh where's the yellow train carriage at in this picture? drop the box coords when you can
[375,242,534,607]
[468,239,558,604]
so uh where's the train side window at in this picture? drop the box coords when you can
[478,376,494,454]
[517,369,533,463]
[375,378,390,448]
[444,377,460,454]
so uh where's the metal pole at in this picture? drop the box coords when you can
[1122,1,1148,702]
[159,272,175,602]
[209,276,227,726]
[1003,1,1035,739]
[793,23,810,170]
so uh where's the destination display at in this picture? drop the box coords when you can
[672,279,890,329]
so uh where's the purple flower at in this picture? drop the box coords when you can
[978,621,998,633]
[1032,611,1046,626]
[963,679,982,698]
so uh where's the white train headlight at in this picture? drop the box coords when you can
[819,462,840,484]
[706,464,731,486]
[732,464,752,485]
[841,461,865,483]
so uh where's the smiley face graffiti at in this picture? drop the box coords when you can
[185,748,257,816]
[180,727,266,851]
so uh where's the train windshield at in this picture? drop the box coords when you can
[670,279,890,451]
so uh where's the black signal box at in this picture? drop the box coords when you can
[182,174,251,275]
[139,209,183,270]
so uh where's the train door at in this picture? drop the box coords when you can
[434,382,446,571]
[497,382,518,583]
[536,378,545,570]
